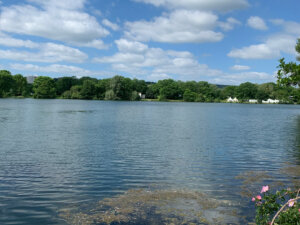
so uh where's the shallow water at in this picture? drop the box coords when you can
[0,99,299,224]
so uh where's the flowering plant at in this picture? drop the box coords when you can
[253,186,300,225]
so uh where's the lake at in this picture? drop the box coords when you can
[0,99,300,225]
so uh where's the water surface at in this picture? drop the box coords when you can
[0,99,299,224]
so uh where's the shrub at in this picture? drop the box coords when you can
[253,186,300,225]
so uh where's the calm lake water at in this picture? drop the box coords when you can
[0,99,300,225]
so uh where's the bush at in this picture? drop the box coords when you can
[253,186,300,225]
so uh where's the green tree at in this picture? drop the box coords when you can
[290,88,300,104]
[132,79,147,93]
[96,78,110,99]
[220,86,237,99]
[273,86,293,103]
[33,76,56,99]
[80,80,96,99]
[145,84,159,99]
[109,76,133,100]
[13,74,27,96]
[183,89,197,102]
[277,39,300,86]
[69,85,82,99]
[183,81,198,93]
[130,91,141,101]
[61,90,72,99]
[194,82,221,102]
[78,77,98,85]
[157,79,182,100]
[255,83,276,101]
[236,82,258,101]
[0,70,14,97]
[105,89,117,100]
[55,77,78,96]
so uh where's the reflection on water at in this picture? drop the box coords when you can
[0,99,300,225]
[58,110,95,114]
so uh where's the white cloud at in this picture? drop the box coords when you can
[247,16,268,30]
[102,19,120,31]
[94,39,223,81]
[210,71,275,85]
[228,34,297,59]
[94,39,275,84]
[125,10,224,43]
[0,43,88,63]
[74,39,109,50]
[133,0,249,12]
[270,19,300,36]
[0,0,109,47]
[0,32,39,48]
[11,63,89,74]
[231,65,250,71]
[27,0,86,10]
[229,44,274,59]
[147,73,171,81]
[115,39,148,53]
[10,63,112,77]
[218,17,241,31]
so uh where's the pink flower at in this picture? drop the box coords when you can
[256,195,262,200]
[288,199,295,207]
[261,185,269,193]
[252,197,255,202]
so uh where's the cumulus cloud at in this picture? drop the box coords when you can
[11,63,89,74]
[210,71,275,85]
[102,19,120,31]
[247,16,268,30]
[74,39,109,50]
[94,39,275,83]
[10,63,112,77]
[0,32,39,48]
[27,0,86,10]
[0,42,88,63]
[115,39,148,53]
[231,65,250,71]
[228,34,297,59]
[125,10,224,43]
[0,0,109,48]
[228,18,300,60]
[147,73,171,81]
[270,19,300,35]
[133,0,249,12]
[218,17,241,31]
[94,39,223,81]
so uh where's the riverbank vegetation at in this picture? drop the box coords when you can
[0,69,299,103]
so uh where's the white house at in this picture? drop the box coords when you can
[227,97,238,103]
[262,99,280,104]
[249,99,258,103]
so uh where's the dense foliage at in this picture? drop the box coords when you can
[0,69,299,103]
[0,70,32,98]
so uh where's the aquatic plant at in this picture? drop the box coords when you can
[59,189,240,225]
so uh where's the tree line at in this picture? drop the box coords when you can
[0,69,299,103]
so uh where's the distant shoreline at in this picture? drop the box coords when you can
[1,97,298,105]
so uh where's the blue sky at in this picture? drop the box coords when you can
[0,0,299,84]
